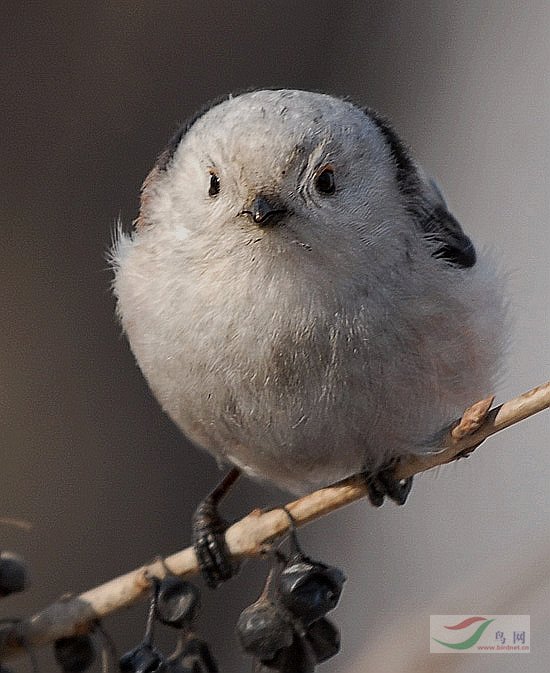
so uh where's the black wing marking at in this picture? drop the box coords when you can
[363,108,476,269]
[417,202,476,268]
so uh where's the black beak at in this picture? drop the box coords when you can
[244,195,287,226]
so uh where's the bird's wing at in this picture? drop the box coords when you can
[414,176,476,268]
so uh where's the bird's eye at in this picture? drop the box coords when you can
[208,172,220,197]
[314,165,335,195]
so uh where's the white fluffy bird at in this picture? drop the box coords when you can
[112,89,505,583]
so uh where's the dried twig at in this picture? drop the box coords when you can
[1,381,549,660]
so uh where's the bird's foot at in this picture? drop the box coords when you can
[363,464,413,507]
[192,468,241,589]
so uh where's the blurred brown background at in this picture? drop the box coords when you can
[1,2,549,672]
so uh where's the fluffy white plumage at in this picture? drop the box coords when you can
[112,89,506,494]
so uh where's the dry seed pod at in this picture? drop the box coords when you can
[155,577,200,628]
[305,617,340,663]
[119,643,166,673]
[277,556,345,626]
[0,552,28,597]
[236,595,295,660]
[259,634,316,673]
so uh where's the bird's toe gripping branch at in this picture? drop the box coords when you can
[191,468,241,589]
[364,465,414,507]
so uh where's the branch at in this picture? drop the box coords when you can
[2,381,549,660]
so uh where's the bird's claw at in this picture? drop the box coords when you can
[192,496,240,589]
[364,466,413,507]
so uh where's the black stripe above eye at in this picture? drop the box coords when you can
[156,92,238,172]
[363,108,419,194]
[156,87,286,172]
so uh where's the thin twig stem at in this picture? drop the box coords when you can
[1,380,548,660]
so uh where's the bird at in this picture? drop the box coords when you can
[111,88,506,586]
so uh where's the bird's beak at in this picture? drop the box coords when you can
[243,195,287,226]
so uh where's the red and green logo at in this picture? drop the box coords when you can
[432,617,495,650]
